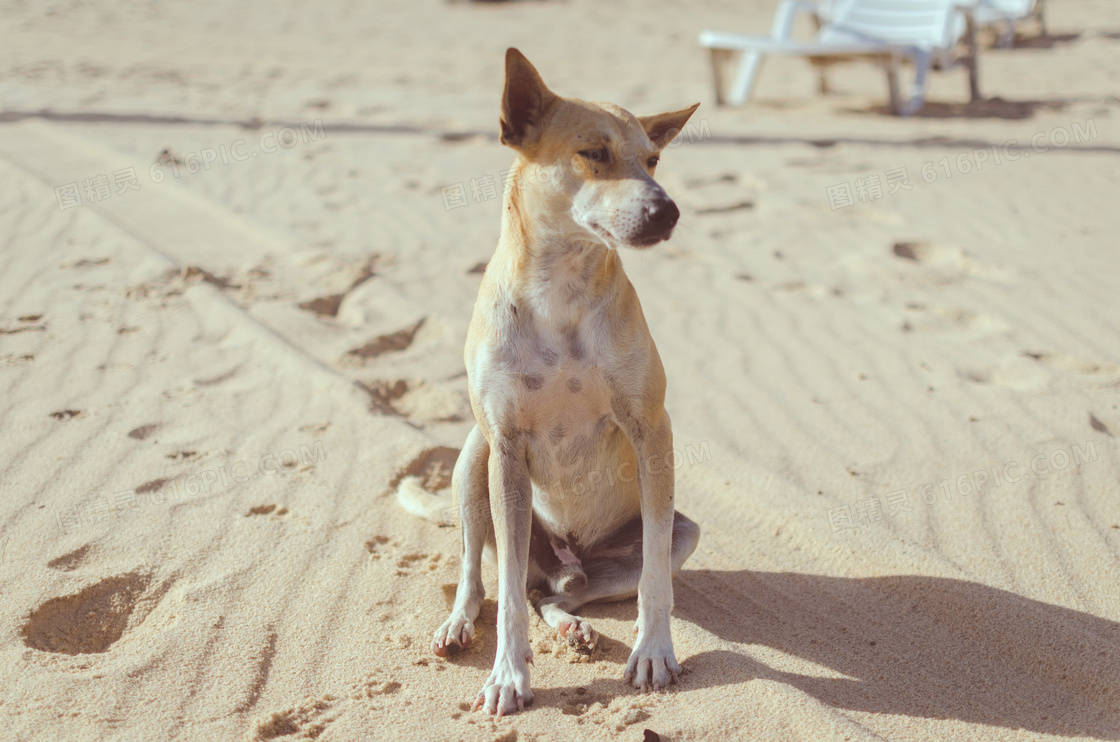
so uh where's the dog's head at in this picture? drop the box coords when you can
[499,48,699,249]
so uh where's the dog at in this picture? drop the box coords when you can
[416,48,701,717]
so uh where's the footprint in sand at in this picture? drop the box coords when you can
[956,347,1120,393]
[298,256,379,318]
[124,267,205,303]
[769,279,829,298]
[344,318,426,363]
[393,552,442,576]
[679,172,760,220]
[246,504,289,517]
[389,447,460,492]
[46,544,97,572]
[0,314,46,335]
[136,478,171,496]
[348,674,402,702]
[1022,350,1120,379]
[961,351,1120,394]
[128,423,160,440]
[193,366,241,387]
[364,535,441,574]
[364,534,394,560]
[683,173,738,189]
[559,685,620,718]
[695,200,754,215]
[295,255,380,318]
[23,572,153,655]
[250,694,337,741]
[181,265,239,290]
[955,359,1049,391]
[1089,413,1114,437]
[356,379,410,416]
[254,676,404,735]
[890,241,1012,283]
[901,302,1007,338]
[357,378,469,423]
[62,257,111,269]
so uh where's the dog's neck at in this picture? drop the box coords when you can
[493,164,625,330]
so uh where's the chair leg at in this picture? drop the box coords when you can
[999,20,1015,48]
[728,51,766,106]
[910,51,934,115]
[811,9,828,94]
[709,49,729,106]
[961,12,981,101]
[886,56,903,115]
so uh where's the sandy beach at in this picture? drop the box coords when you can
[1,0,1119,739]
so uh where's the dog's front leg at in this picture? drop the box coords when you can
[623,411,681,690]
[473,434,534,716]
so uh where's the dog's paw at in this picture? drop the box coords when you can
[558,618,598,654]
[472,653,534,717]
[431,612,475,657]
[623,636,680,691]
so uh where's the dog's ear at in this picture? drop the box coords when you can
[500,48,557,149]
[638,103,701,150]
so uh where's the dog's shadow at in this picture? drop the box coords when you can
[440,571,1120,735]
[669,570,1120,738]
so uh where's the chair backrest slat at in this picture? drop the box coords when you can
[820,0,960,48]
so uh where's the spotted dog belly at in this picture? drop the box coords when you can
[514,364,642,548]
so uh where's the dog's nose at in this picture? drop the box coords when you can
[646,198,679,230]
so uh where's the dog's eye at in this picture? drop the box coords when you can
[577,147,609,164]
[646,156,660,169]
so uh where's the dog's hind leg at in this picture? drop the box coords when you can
[432,425,493,656]
[534,512,699,653]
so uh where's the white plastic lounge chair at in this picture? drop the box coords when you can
[699,0,981,115]
[971,0,1045,47]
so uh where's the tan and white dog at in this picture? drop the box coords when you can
[422,48,701,717]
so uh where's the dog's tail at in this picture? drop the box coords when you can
[395,476,454,526]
